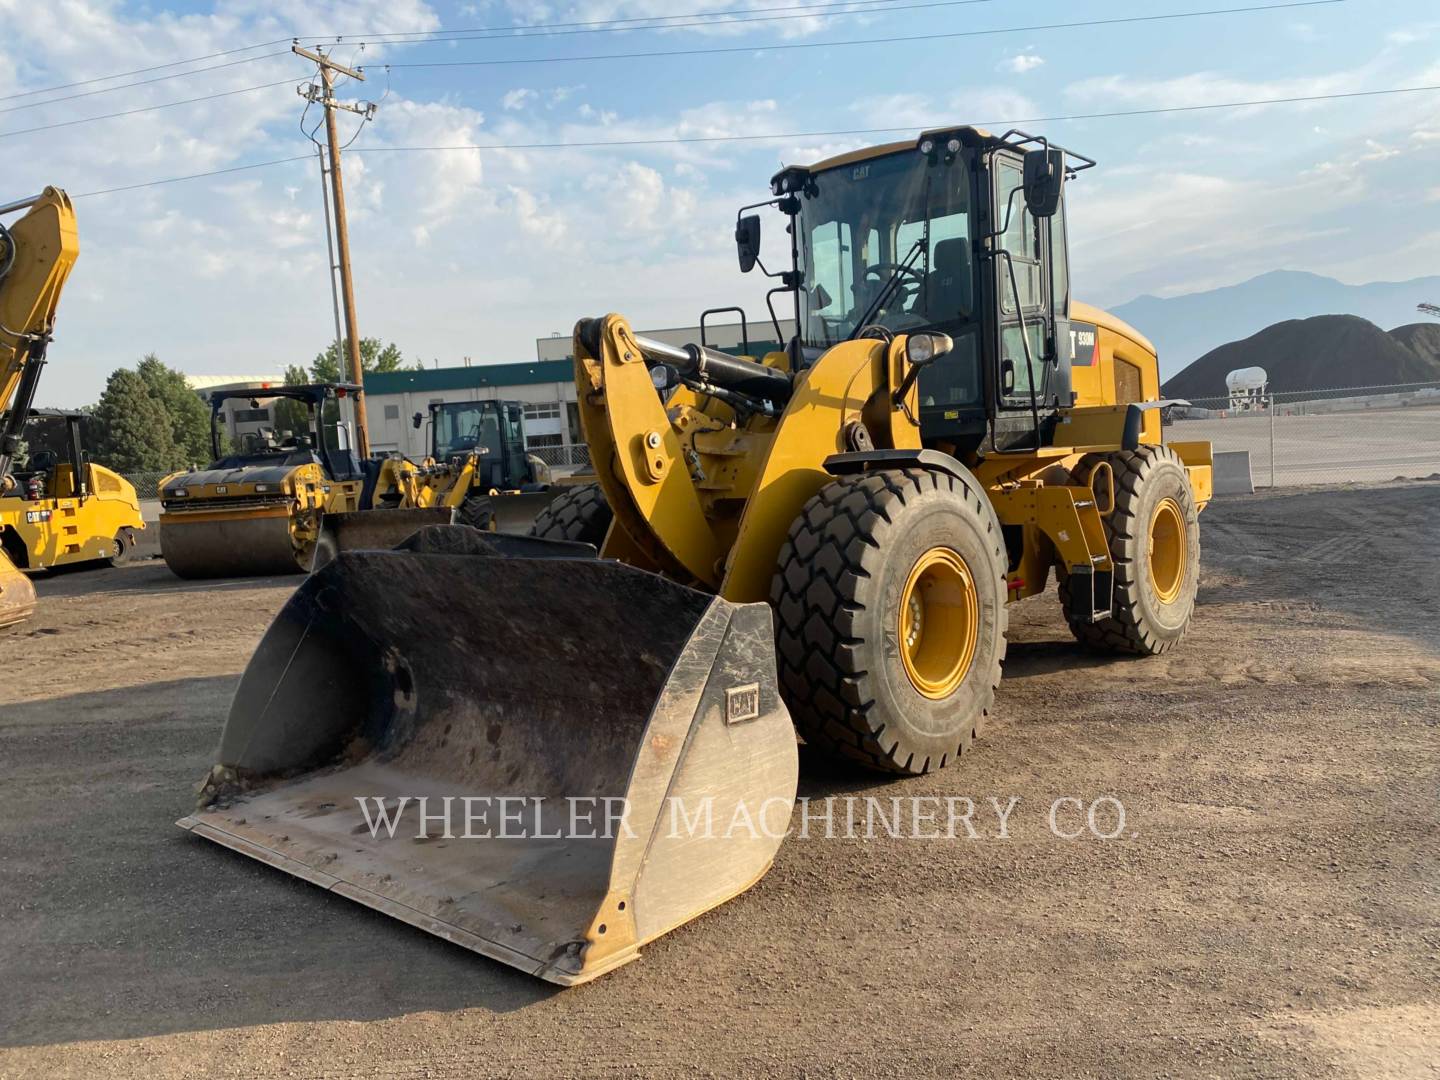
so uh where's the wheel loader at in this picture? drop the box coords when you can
[413,398,558,532]
[160,382,469,577]
[0,188,81,629]
[0,409,146,576]
[181,127,1212,984]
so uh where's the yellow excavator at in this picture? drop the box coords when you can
[1,188,109,628]
[181,127,1210,984]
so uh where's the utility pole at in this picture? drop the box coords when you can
[294,43,375,458]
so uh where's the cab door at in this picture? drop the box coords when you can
[990,152,1060,447]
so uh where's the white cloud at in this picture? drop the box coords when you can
[1001,53,1044,75]
[502,88,537,111]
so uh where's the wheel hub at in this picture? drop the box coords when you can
[1148,496,1187,604]
[897,546,978,700]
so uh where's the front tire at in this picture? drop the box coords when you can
[770,467,1008,775]
[528,482,613,548]
[1060,445,1200,654]
[457,495,495,532]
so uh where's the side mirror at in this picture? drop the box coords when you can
[1022,147,1065,218]
[412,412,423,429]
[1000,358,1016,395]
[905,331,952,367]
[735,214,761,273]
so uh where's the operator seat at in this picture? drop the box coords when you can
[923,237,973,325]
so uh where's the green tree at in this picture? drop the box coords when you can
[311,338,407,383]
[89,368,177,473]
[135,353,211,466]
[272,364,313,438]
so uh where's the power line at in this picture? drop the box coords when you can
[382,1,1347,70]
[74,155,314,198]
[71,81,1440,199]
[0,50,294,115]
[336,0,988,46]
[0,39,294,103]
[0,80,297,140]
[0,0,930,108]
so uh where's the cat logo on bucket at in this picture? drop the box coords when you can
[725,683,761,724]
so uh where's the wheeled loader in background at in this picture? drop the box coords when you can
[1,189,82,629]
[413,398,556,532]
[181,127,1212,984]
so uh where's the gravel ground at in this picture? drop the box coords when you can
[1,481,1436,1079]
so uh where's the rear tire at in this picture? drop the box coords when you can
[528,482,613,548]
[1060,445,1200,655]
[770,467,1008,775]
[106,528,136,567]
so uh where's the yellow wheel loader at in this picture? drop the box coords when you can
[181,127,1212,983]
[0,188,81,629]
[159,382,466,578]
[413,398,558,533]
[0,409,146,577]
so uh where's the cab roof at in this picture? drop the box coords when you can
[797,126,1000,174]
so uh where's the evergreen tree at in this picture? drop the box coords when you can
[89,369,177,472]
[135,354,212,466]
[273,365,313,437]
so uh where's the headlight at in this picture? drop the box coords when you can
[169,488,188,498]
[254,484,270,493]
[906,331,953,367]
[919,138,935,154]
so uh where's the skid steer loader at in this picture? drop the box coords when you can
[181,127,1212,984]
[0,188,80,629]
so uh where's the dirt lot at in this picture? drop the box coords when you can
[1,482,1436,1079]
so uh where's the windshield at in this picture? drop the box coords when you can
[434,403,502,459]
[798,148,974,347]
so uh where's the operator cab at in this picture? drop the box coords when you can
[206,383,365,480]
[420,400,542,490]
[734,127,1092,455]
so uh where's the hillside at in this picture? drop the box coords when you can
[1389,322,1440,367]
[1110,270,1440,380]
[1161,314,1440,400]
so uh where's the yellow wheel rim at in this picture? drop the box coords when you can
[1148,496,1187,604]
[898,547,979,700]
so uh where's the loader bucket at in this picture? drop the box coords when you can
[0,552,37,629]
[178,528,798,985]
[312,506,457,570]
[489,489,561,533]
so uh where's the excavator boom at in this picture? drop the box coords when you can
[0,188,79,628]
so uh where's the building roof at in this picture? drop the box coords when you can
[364,360,573,395]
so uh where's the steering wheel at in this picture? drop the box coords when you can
[863,262,924,307]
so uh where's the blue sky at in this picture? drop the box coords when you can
[4,0,1439,404]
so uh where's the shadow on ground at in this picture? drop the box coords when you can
[0,677,554,1049]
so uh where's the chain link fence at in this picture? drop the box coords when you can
[1167,381,1440,487]
[117,471,170,500]
[525,443,592,475]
